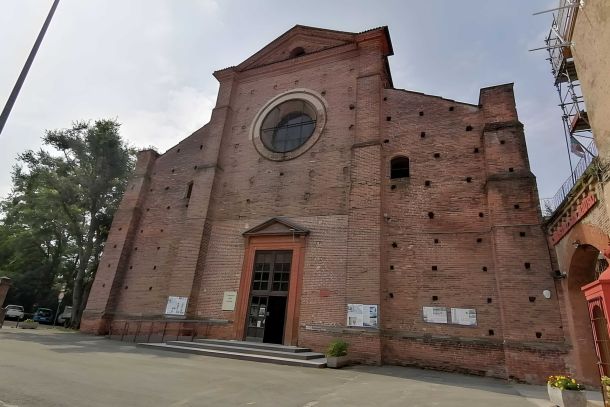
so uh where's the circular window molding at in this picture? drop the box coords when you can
[250,88,327,161]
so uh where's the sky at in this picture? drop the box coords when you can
[0,0,572,201]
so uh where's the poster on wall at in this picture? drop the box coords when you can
[450,308,477,326]
[422,306,448,324]
[347,304,378,328]
[347,304,363,327]
[165,296,188,316]
[363,304,378,327]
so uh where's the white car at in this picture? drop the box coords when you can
[4,305,25,320]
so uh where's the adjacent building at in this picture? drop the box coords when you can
[539,0,610,387]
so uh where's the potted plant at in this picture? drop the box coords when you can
[20,319,39,329]
[325,339,349,368]
[547,375,586,407]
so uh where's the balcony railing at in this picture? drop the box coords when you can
[541,139,597,215]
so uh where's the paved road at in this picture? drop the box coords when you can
[0,327,599,407]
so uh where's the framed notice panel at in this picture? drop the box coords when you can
[165,296,188,316]
[450,308,477,326]
[347,304,378,328]
[422,306,448,324]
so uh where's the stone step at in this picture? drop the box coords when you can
[138,342,327,368]
[193,338,312,353]
[165,341,325,360]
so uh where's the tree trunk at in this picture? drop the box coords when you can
[81,279,93,319]
[70,215,98,328]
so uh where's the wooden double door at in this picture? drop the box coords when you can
[246,250,292,344]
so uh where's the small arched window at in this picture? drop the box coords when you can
[390,156,410,179]
[289,47,305,58]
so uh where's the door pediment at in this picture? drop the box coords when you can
[243,218,309,236]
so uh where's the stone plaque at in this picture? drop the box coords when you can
[222,291,237,311]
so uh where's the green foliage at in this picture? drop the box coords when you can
[326,339,348,357]
[0,119,135,323]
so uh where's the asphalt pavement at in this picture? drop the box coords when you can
[0,327,603,407]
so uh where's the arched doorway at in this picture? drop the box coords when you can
[567,243,608,384]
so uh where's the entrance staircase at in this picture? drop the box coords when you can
[138,339,327,368]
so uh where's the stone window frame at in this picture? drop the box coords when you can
[250,88,327,161]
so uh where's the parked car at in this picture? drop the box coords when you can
[32,308,54,324]
[57,306,72,325]
[4,305,25,320]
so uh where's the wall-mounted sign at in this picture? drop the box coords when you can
[423,306,448,324]
[550,193,597,245]
[222,291,237,311]
[450,308,477,326]
[165,296,188,316]
[347,304,378,328]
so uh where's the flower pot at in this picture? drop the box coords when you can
[547,383,587,407]
[20,321,39,329]
[326,355,348,369]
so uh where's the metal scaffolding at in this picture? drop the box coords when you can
[532,0,598,213]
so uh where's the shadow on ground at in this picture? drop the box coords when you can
[0,327,192,359]
[350,364,523,396]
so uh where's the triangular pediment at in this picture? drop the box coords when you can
[237,25,357,71]
[243,217,309,236]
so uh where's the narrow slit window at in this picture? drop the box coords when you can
[390,156,410,179]
[186,181,194,200]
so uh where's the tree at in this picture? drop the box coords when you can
[0,119,135,326]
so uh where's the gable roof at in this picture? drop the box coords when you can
[242,217,310,236]
[214,25,393,77]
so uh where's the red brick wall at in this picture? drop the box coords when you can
[383,335,507,378]
[299,327,382,365]
[83,26,566,383]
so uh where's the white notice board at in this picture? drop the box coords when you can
[165,296,188,316]
[422,306,448,324]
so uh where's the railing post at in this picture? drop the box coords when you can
[134,320,141,343]
[162,321,167,342]
[121,321,128,342]
[147,321,153,343]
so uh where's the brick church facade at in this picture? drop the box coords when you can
[82,26,567,383]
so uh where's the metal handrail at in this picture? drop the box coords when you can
[107,319,217,343]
